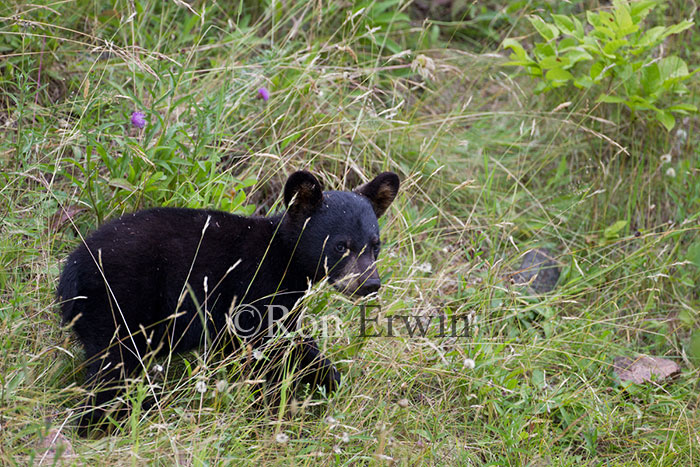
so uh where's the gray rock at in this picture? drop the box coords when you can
[513,248,560,293]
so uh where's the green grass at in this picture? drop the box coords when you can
[1,0,699,464]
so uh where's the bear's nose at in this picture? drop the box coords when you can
[356,278,381,296]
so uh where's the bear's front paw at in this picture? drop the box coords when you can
[297,360,340,394]
[322,365,341,393]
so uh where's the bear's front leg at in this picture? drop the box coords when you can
[292,338,340,394]
[257,337,340,403]
[77,348,140,436]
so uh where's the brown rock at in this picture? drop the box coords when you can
[612,356,681,384]
[36,428,75,464]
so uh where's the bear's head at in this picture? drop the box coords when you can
[280,170,399,297]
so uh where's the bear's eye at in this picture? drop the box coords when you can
[335,242,348,253]
[373,242,381,256]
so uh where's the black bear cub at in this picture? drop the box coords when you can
[57,170,399,434]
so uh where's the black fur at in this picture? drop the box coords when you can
[57,171,399,434]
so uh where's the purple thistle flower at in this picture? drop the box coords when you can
[130,111,146,129]
[257,87,270,101]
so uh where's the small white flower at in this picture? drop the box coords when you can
[333,445,342,454]
[411,54,436,80]
[415,262,432,273]
[275,432,289,444]
[216,380,228,393]
[325,415,337,425]
[660,153,672,164]
[252,349,264,360]
[675,128,688,142]
[666,167,676,177]
[341,432,350,443]
[463,358,476,369]
[153,364,163,373]
[195,380,207,394]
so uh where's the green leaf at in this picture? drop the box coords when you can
[602,39,628,56]
[658,56,690,81]
[552,14,575,36]
[656,110,676,131]
[528,67,544,78]
[280,132,302,151]
[638,26,667,48]
[665,20,694,36]
[594,12,617,39]
[540,55,570,70]
[574,76,594,89]
[617,63,634,83]
[590,62,606,81]
[667,103,698,113]
[109,178,137,192]
[533,42,556,60]
[641,62,661,96]
[545,67,574,84]
[383,38,403,55]
[688,329,700,367]
[679,309,695,327]
[430,24,440,45]
[625,95,655,111]
[505,1,528,14]
[629,0,658,21]
[586,11,601,28]
[688,241,700,269]
[558,37,579,50]
[563,48,593,65]
[529,15,559,41]
[568,16,585,39]
[534,81,549,93]
[531,369,546,389]
[612,0,636,36]
[597,94,626,104]
[502,38,530,62]
[504,60,537,68]
[639,21,693,48]
[604,220,627,239]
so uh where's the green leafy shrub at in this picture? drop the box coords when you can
[503,0,697,130]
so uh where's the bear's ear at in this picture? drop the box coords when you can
[354,172,400,218]
[284,171,324,218]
